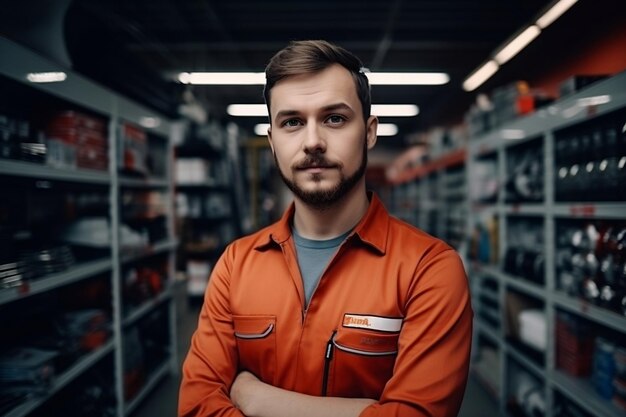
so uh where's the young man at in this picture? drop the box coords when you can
[179,40,473,417]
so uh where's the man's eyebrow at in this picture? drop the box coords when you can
[274,103,355,123]
[321,102,355,113]
[274,109,301,122]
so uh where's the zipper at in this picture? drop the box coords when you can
[321,330,337,396]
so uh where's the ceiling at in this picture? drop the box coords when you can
[3,0,625,153]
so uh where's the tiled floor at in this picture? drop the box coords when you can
[131,301,503,417]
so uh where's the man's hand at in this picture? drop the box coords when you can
[229,371,375,417]
[230,371,262,415]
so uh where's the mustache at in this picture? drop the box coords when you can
[293,154,338,170]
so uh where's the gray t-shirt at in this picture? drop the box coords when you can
[292,228,351,306]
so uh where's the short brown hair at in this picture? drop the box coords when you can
[263,40,371,123]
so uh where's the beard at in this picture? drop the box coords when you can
[274,142,368,211]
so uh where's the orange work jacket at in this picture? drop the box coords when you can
[179,193,473,416]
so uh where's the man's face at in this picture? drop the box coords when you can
[267,64,378,209]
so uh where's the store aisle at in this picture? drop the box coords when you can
[131,301,502,417]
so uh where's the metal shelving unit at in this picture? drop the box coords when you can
[467,71,626,417]
[0,38,179,417]
[387,149,467,249]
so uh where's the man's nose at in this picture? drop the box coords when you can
[303,123,326,154]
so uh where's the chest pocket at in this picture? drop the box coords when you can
[327,327,399,399]
[233,315,276,384]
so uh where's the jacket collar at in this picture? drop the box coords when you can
[254,192,388,255]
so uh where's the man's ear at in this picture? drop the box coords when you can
[267,125,275,154]
[366,116,378,150]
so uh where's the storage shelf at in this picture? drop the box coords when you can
[551,370,625,417]
[4,340,114,417]
[0,258,113,306]
[1,38,178,417]
[506,343,545,379]
[553,291,626,334]
[469,71,626,153]
[120,239,178,264]
[389,149,466,185]
[475,318,501,345]
[470,367,501,402]
[478,289,499,305]
[553,203,626,219]
[0,159,111,184]
[123,287,173,327]
[504,203,546,216]
[504,275,545,300]
[119,175,170,188]
[123,360,171,416]
[462,70,626,417]
[176,183,229,191]
[473,263,546,300]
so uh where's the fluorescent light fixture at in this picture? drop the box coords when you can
[179,71,448,86]
[500,129,526,140]
[577,95,611,107]
[179,72,265,85]
[371,105,419,117]
[229,104,419,117]
[139,116,161,129]
[377,123,399,136]
[462,60,499,92]
[254,123,270,136]
[228,104,267,116]
[536,0,578,29]
[366,72,449,85]
[254,122,398,137]
[26,72,67,83]
[494,25,541,65]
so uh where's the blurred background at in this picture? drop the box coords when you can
[0,0,625,416]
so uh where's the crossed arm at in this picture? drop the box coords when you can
[230,371,375,417]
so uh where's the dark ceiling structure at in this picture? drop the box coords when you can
[3,0,625,151]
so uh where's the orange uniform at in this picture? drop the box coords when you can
[179,193,473,416]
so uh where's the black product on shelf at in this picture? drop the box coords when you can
[557,220,626,315]
[0,347,58,394]
[555,110,626,202]
[505,142,543,203]
[503,247,544,284]
[553,392,594,417]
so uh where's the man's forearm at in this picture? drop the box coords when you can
[230,371,376,417]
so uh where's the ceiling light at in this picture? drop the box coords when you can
[254,123,398,137]
[494,25,541,65]
[536,0,578,29]
[462,60,499,92]
[179,71,449,86]
[179,72,265,85]
[254,123,270,136]
[228,104,267,116]
[229,104,419,117]
[371,105,419,117]
[366,73,449,85]
[26,72,67,83]
[376,124,399,136]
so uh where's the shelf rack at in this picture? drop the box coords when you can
[467,71,626,417]
[0,37,179,417]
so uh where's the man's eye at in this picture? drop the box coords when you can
[327,115,346,125]
[282,119,301,127]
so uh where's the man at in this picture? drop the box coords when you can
[179,40,473,417]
